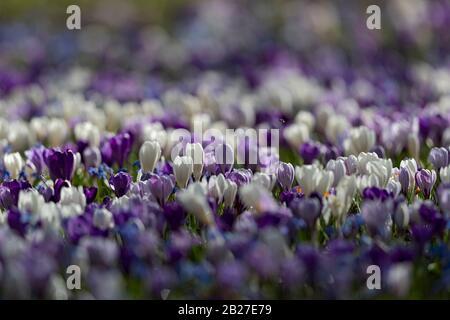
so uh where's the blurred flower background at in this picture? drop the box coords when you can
[0,0,449,299]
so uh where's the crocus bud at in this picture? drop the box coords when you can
[239,183,278,214]
[393,202,410,229]
[295,165,333,196]
[177,182,213,226]
[223,180,237,208]
[326,159,346,187]
[399,167,411,194]
[428,147,448,170]
[3,152,24,179]
[83,147,101,168]
[440,165,450,183]
[185,143,204,181]
[252,172,275,190]
[415,169,436,199]
[344,155,358,175]
[148,174,174,205]
[139,141,161,173]
[277,162,294,191]
[173,156,193,188]
[109,172,132,197]
[44,149,76,181]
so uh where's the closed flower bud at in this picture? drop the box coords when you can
[4,152,24,179]
[440,165,450,183]
[277,162,294,191]
[139,141,162,173]
[415,169,436,199]
[173,156,193,188]
[428,147,448,170]
[177,182,213,226]
[185,143,204,181]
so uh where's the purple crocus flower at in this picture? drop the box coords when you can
[362,187,391,202]
[300,142,321,164]
[148,174,174,206]
[428,147,448,170]
[289,197,321,228]
[44,148,76,181]
[109,172,132,197]
[399,167,411,194]
[277,161,294,191]
[101,132,132,168]
[1,180,31,208]
[415,169,436,199]
[361,200,392,239]
[25,146,45,175]
[83,186,98,204]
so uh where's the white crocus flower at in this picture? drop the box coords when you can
[139,141,161,173]
[141,122,167,149]
[294,111,315,130]
[295,165,333,196]
[223,180,237,208]
[283,123,309,148]
[8,120,36,151]
[323,175,357,224]
[252,172,276,190]
[239,183,278,214]
[387,178,402,197]
[325,115,349,144]
[344,126,376,155]
[440,165,450,183]
[74,122,101,147]
[178,182,214,226]
[356,174,380,192]
[93,208,114,230]
[173,156,194,188]
[185,143,204,181]
[59,185,86,210]
[400,158,418,177]
[47,118,68,147]
[18,189,45,216]
[40,202,61,230]
[4,152,24,179]
[326,159,347,187]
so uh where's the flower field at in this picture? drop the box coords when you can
[0,0,449,299]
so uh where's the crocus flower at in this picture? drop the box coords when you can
[300,142,321,164]
[101,132,132,168]
[139,141,161,173]
[109,172,132,197]
[147,174,174,205]
[185,143,204,180]
[3,152,24,180]
[428,147,448,170]
[177,182,213,226]
[44,149,76,181]
[277,161,294,191]
[415,169,436,199]
[173,156,193,188]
